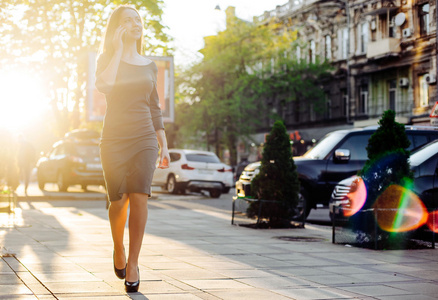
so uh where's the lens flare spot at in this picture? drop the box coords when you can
[426,211,438,233]
[343,177,367,217]
[373,184,428,232]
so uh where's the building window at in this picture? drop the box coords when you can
[360,23,368,53]
[342,28,348,59]
[389,16,396,38]
[419,75,429,107]
[342,89,348,116]
[389,79,397,111]
[337,28,348,60]
[358,85,368,114]
[309,40,315,63]
[370,18,377,41]
[325,35,332,60]
[419,3,430,36]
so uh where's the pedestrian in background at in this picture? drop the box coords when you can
[235,156,249,181]
[95,5,170,293]
[17,135,35,195]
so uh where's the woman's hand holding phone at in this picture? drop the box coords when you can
[112,25,127,53]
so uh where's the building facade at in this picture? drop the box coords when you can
[247,0,437,158]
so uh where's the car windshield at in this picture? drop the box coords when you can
[186,153,221,163]
[74,144,100,158]
[410,141,438,166]
[244,162,261,171]
[303,132,346,159]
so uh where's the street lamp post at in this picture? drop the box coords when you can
[335,0,351,123]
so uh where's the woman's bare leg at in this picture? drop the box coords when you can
[108,194,129,269]
[126,192,148,282]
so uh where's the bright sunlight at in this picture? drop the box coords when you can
[0,70,49,133]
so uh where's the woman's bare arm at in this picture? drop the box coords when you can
[96,26,126,87]
[156,129,170,168]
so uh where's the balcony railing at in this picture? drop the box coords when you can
[366,38,400,59]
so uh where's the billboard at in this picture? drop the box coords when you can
[87,52,175,123]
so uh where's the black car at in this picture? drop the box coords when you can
[236,125,438,219]
[330,139,438,222]
[37,130,104,191]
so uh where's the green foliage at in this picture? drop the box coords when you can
[255,59,333,115]
[0,0,171,133]
[354,110,412,239]
[247,120,300,226]
[365,110,411,161]
[176,14,331,164]
[359,110,412,208]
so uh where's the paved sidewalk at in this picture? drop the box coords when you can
[1,197,438,299]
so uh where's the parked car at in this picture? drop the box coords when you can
[236,161,261,198]
[236,125,438,219]
[37,130,104,191]
[152,149,233,198]
[330,139,438,222]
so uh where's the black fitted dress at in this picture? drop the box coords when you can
[95,57,164,201]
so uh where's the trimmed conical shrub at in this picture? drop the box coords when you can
[353,110,413,248]
[247,120,300,227]
[360,110,412,209]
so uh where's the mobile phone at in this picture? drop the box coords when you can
[158,157,169,169]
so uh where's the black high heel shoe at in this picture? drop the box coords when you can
[125,267,140,293]
[113,250,126,279]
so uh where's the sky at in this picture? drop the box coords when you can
[161,0,288,67]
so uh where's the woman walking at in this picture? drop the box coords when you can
[95,5,170,293]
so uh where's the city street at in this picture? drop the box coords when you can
[1,183,437,299]
[2,0,438,298]
[15,182,332,226]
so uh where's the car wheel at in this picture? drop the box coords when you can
[209,189,221,198]
[222,187,230,194]
[166,175,178,194]
[37,173,45,191]
[291,187,311,221]
[57,172,69,192]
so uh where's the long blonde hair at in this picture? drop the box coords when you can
[98,5,144,62]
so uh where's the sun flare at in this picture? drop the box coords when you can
[0,69,49,133]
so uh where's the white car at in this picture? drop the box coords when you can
[152,149,234,198]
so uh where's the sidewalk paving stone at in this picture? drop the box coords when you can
[384,282,438,295]
[206,288,292,300]
[144,294,205,300]
[272,286,370,300]
[1,195,438,299]
[180,278,251,290]
[381,296,437,300]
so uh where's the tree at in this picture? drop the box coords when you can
[0,0,171,135]
[354,110,413,247]
[247,120,300,227]
[360,110,412,209]
[177,10,331,165]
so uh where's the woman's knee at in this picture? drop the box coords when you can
[109,194,129,209]
[128,193,148,206]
